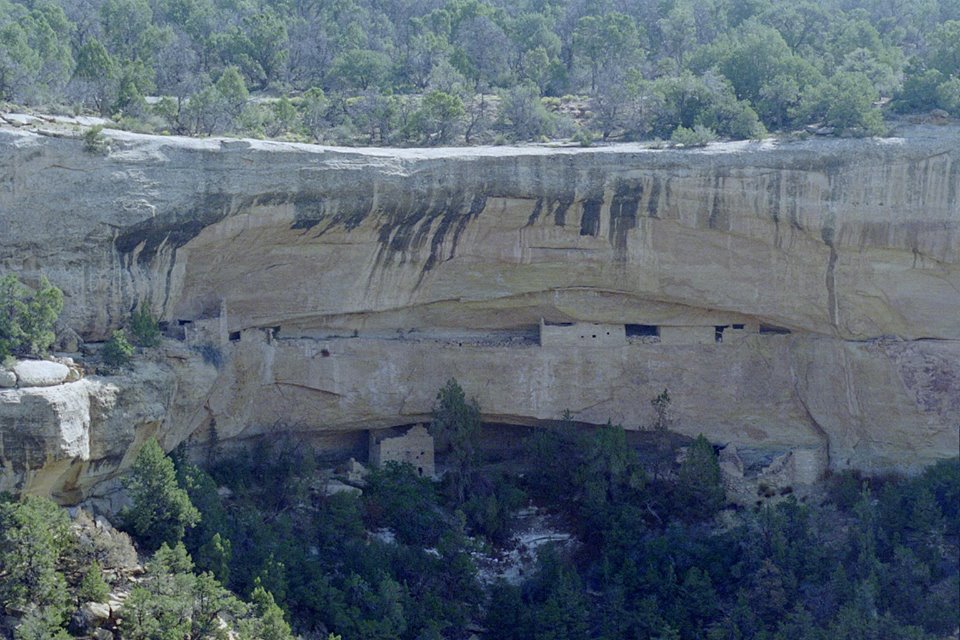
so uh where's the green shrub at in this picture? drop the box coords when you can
[82,125,109,153]
[572,128,594,147]
[364,461,445,546]
[77,560,110,604]
[670,125,718,147]
[0,274,64,358]
[828,469,866,511]
[101,330,134,369]
[130,306,161,347]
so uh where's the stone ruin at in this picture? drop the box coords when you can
[719,444,829,505]
[369,424,435,478]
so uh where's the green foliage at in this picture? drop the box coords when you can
[77,559,110,604]
[927,20,960,78]
[431,378,481,504]
[572,127,593,146]
[0,20,42,102]
[118,436,960,640]
[238,581,294,640]
[676,434,726,518]
[573,12,643,92]
[497,84,557,141]
[300,87,329,140]
[129,305,161,347]
[364,461,446,545]
[122,438,200,552]
[796,72,885,135]
[462,473,526,544]
[0,274,63,358]
[122,543,247,640]
[82,124,109,153]
[13,606,70,640]
[0,496,72,615]
[671,124,718,147]
[269,96,298,136]
[330,49,392,91]
[0,0,955,144]
[408,90,465,144]
[101,328,134,369]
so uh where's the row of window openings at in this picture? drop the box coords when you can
[214,322,788,345]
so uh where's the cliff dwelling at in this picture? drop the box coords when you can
[369,425,436,478]
[1,123,956,504]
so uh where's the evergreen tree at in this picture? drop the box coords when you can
[238,580,295,640]
[77,560,110,604]
[122,438,201,551]
[431,378,481,505]
[101,329,134,369]
[130,305,161,347]
[0,274,63,358]
[676,434,725,519]
[0,496,71,614]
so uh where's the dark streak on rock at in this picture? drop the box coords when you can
[948,155,959,210]
[786,172,803,230]
[580,198,602,237]
[646,176,661,218]
[768,171,782,250]
[708,176,727,230]
[610,179,642,261]
[525,198,544,227]
[552,200,571,226]
[822,223,838,327]
[115,192,236,265]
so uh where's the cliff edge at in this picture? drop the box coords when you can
[1,123,958,499]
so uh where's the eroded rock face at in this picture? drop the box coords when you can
[0,125,957,499]
[0,352,216,502]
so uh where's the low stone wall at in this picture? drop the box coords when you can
[539,321,626,347]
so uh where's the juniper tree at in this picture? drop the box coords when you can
[122,438,200,551]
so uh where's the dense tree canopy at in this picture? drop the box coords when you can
[0,274,63,358]
[1,0,957,144]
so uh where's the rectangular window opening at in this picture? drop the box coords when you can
[625,324,659,337]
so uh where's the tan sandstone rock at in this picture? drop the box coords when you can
[12,360,70,386]
[0,124,957,500]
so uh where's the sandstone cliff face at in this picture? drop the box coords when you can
[0,124,957,498]
[0,351,216,501]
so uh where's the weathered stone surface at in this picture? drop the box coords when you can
[56,327,83,353]
[189,332,955,475]
[1,126,957,342]
[12,360,69,386]
[0,353,216,502]
[81,602,111,625]
[0,124,957,499]
[0,370,15,388]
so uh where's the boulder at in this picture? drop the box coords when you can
[0,369,16,388]
[68,601,110,634]
[322,479,362,496]
[56,327,83,353]
[82,602,111,625]
[12,360,69,386]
